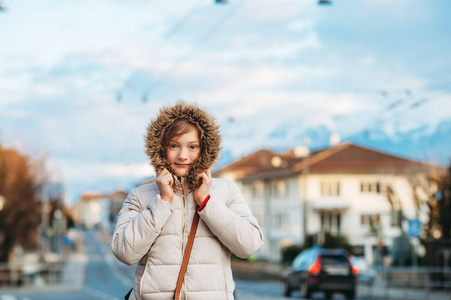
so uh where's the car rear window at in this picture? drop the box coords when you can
[322,255,349,265]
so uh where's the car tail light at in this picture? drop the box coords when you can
[309,254,322,275]
[309,263,321,275]
[352,266,359,275]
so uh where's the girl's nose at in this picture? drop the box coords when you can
[177,148,188,159]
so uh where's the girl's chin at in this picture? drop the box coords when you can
[173,171,189,178]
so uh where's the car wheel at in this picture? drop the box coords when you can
[283,280,292,297]
[300,281,311,299]
[345,289,356,299]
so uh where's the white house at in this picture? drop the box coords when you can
[72,190,127,232]
[215,142,442,264]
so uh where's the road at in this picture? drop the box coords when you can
[1,231,373,300]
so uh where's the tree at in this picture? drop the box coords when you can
[281,233,355,264]
[0,146,41,262]
[437,165,451,239]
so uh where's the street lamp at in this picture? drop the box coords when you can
[318,0,332,5]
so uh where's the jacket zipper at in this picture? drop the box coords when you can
[181,179,187,300]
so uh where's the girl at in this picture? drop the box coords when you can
[112,101,264,300]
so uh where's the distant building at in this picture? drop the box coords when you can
[106,190,128,233]
[215,142,443,264]
[72,192,103,230]
[72,190,127,232]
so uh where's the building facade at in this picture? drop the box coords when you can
[215,143,442,264]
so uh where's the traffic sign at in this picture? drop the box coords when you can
[408,219,421,237]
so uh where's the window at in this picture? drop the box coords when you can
[251,185,257,198]
[321,181,341,196]
[251,183,263,199]
[361,214,380,226]
[274,212,288,230]
[361,181,382,194]
[277,181,286,198]
[320,211,342,234]
[271,180,288,198]
[361,214,381,235]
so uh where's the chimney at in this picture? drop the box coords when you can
[329,132,340,147]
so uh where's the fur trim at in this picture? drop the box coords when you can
[146,101,221,190]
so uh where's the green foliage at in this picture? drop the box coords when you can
[281,232,355,264]
[304,232,355,254]
[437,165,451,239]
[321,232,355,254]
[281,244,304,265]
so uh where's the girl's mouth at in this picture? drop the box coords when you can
[175,163,190,167]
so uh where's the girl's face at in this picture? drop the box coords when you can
[166,127,201,178]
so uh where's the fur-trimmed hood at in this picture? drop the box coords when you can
[145,101,221,190]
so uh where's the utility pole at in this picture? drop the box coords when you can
[295,142,310,246]
[263,179,272,260]
[38,152,49,262]
[302,155,310,245]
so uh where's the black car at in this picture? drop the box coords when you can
[281,246,358,299]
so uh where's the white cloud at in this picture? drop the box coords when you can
[56,159,153,183]
[1,0,450,203]
[360,56,377,67]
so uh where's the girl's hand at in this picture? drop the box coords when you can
[194,169,212,206]
[156,168,174,203]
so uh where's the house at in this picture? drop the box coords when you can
[105,190,128,233]
[215,142,443,264]
[72,190,127,232]
[72,192,104,230]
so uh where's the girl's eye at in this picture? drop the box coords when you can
[170,144,178,149]
[189,145,199,150]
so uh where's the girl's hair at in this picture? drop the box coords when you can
[162,118,201,150]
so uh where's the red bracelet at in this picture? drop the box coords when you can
[197,195,210,211]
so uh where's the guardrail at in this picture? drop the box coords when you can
[359,267,451,300]
[0,261,64,287]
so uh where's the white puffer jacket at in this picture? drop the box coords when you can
[111,178,264,300]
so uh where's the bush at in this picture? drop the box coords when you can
[281,244,304,265]
[281,232,355,264]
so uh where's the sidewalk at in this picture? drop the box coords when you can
[0,251,87,295]
[358,282,451,300]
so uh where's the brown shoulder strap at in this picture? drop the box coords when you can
[173,211,200,300]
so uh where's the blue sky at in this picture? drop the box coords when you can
[1,0,451,204]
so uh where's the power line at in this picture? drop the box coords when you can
[146,0,248,96]
[162,0,203,47]
[116,0,203,104]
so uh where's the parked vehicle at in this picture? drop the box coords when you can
[350,256,376,285]
[281,246,358,299]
